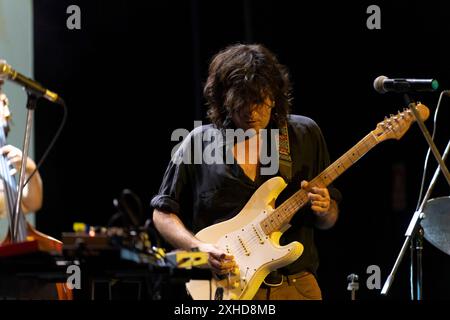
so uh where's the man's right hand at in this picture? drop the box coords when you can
[152,210,238,275]
[197,243,237,275]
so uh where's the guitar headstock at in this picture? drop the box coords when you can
[372,103,430,142]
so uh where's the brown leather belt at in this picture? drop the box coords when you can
[262,270,311,287]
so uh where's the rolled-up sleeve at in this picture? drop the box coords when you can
[150,157,191,216]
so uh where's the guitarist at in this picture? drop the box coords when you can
[151,44,341,300]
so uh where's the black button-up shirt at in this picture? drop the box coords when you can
[151,114,341,275]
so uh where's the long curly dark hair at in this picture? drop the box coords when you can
[204,43,293,129]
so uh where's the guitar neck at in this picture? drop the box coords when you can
[260,131,381,235]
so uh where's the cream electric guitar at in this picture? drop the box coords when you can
[186,104,430,300]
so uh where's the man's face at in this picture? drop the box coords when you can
[231,97,273,133]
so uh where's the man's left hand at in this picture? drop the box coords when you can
[301,180,331,216]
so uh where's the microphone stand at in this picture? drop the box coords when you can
[347,274,359,300]
[381,94,450,299]
[12,91,37,241]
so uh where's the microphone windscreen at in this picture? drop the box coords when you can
[373,75,388,93]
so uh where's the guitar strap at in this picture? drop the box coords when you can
[262,121,292,287]
[278,121,292,183]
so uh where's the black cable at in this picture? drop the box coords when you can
[119,189,144,227]
[23,97,68,187]
[411,91,448,299]
[415,91,448,211]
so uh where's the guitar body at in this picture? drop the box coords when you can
[186,177,304,300]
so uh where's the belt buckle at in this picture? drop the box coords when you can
[263,272,284,287]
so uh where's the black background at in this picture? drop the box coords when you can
[32,0,450,300]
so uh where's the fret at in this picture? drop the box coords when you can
[261,220,269,234]
[340,156,353,168]
[280,205,291,221]
[271,209,283,225]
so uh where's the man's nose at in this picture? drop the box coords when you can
[244,103,259,113]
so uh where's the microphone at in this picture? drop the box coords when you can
[373,75,439,94]
[0,60,62,104]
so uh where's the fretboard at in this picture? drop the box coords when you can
[260,132,380,235]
